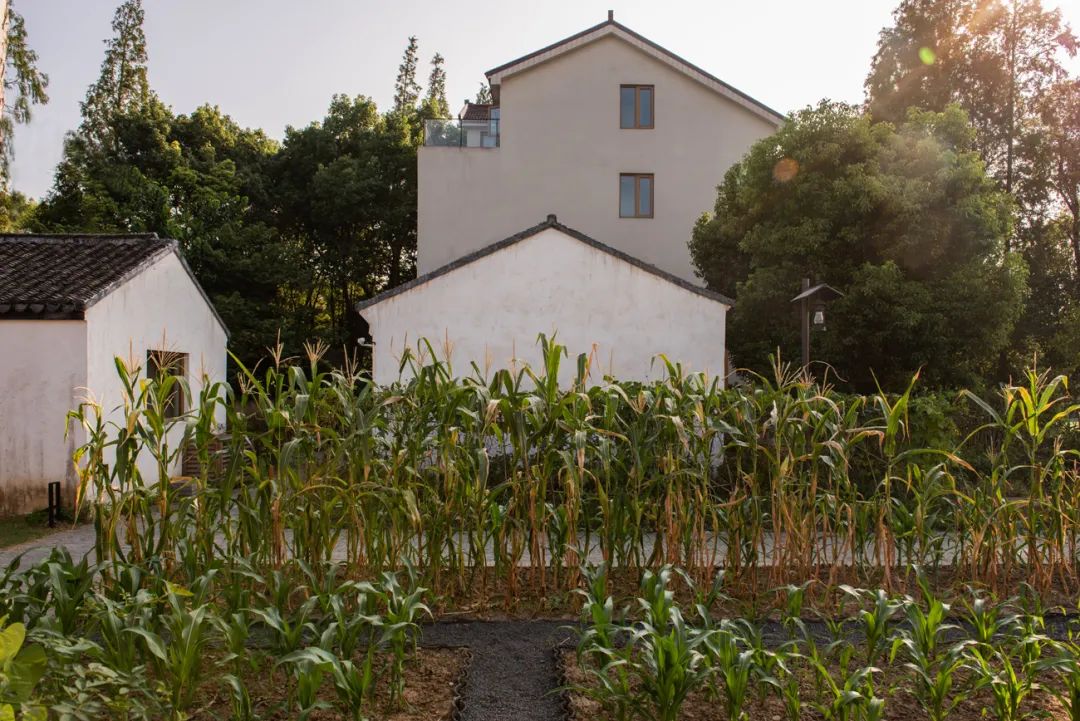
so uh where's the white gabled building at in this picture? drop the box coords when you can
[361,14,781,384]
[0,234,228,516]
[359,216,731,386]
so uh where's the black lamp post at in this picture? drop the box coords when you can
[791,277,843,370]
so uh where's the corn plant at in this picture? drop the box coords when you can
[840,586,903,667]
[282,646,376,721]
[891,582,973,721]
[628,567,710,721]
[700,623,759,721]
[124,584,214,719]
[968,637,1044,721]
[1038,638,1080,721]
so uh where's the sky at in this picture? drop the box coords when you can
[12,0,1080,199]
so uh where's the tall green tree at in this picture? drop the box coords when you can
[689,102,1025,390]
[270,95,417,351]
[0,1,48,181]
[474,82,493,104]
[1039,79,1080,291]
[80,0,154,148]
[866,0,1077,231]
[34,103,298,367]
[425,52,449,118]
[393,36,421,114]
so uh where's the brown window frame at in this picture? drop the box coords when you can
[619,173,654,218]
[620,84,655,129]
[146,349,189,419]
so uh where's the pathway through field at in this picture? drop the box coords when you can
[422,620,573,721]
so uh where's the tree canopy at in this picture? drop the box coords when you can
[864,0,1080,377]
[0,0,49,183]
[690,102,1025,390]
[28,9,438,370]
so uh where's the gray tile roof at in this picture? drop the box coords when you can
[460,102,493,122]
[0,234,228,335]
[356,215,733,312]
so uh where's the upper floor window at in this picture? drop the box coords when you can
[620,85,654,129]
[620,173,654,218]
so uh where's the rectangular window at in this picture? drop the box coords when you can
[620,85,654,128]
[146,349,188,418]
[619,173,654,218]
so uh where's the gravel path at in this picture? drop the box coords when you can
[422,620,575,721]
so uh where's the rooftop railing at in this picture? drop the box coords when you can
[424,118,500,148]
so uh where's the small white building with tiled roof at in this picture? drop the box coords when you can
[0,234,227,516]
[358,216,730,386]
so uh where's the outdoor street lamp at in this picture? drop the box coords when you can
[791,277,843,370]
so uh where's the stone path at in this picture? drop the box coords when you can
[0,523,97,567]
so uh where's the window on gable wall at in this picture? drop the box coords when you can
[146,349,189,418]
[620,85,654,128]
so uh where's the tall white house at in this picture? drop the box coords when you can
[360,13,784,385]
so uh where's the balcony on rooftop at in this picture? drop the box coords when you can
[424,103,500,148]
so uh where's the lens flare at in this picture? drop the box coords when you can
[919,46,936,65]
[773,157,799,183]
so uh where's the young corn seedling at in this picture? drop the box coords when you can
[1037,638,1080,721]
[969,639,1042,721]
[125,583,215,720]
[90,589,156,675]
[840,585,903,667]
[629,567,710,721]
[962,593,1019,652]
[366,569,430,707]
[249,595,319,658]
[807,654,882,721]
[278,655,332,721]
[773,648,804,721]
[891,585,973,721]
[224,674,255,721]
[572,565,636,721]
[282,646,376,721]
[701,623,762,721]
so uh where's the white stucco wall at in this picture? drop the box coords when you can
[85,251,228,484]
[363,227,727,386]
[0,320,86,515]
[418,33,779,283]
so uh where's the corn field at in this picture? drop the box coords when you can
[67,336,1080,602]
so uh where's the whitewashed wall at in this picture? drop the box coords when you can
[363,227,727,386]
[418,33,779,283]
[85,251,228,484]
[0,320,86,515]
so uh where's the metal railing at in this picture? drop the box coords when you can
[424,118,500,148]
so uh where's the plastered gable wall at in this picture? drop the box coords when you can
[366,227,727,386]
[418,34,778,282]
[85,251,228,482]
[0,320,86,515]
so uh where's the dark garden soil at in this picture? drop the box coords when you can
[431,564,1080,620]
[561,650,1070,721]
[190,647,469,721]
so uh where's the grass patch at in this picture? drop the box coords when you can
[0,508,75,549]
